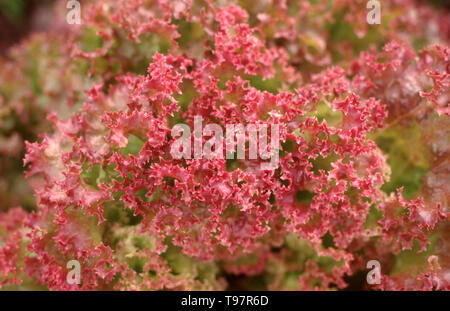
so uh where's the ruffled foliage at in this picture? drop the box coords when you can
[0,0,449,290]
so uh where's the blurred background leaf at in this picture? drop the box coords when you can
[0,0,26,23]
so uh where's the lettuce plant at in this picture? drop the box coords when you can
[0,0,448,290]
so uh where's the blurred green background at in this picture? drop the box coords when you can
[0,0,54,54]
